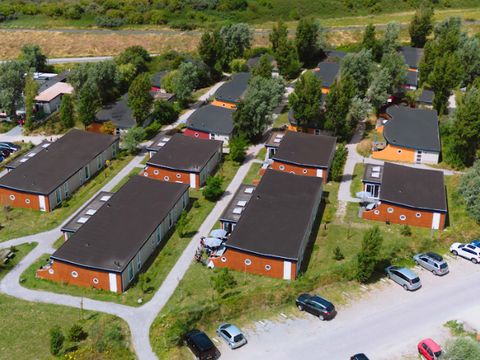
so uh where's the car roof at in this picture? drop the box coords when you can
[189,330,214,351]
[397,267,418,279]
[425,252,443,262]
[221,324,242,336]
[422,338,442,352]
[311,295,332,307]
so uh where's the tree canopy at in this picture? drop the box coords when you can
[295,18,326,67]
[19,44,48,72]
[0,61,27,118]
[341,49,374,96]
[128,73,153,125]
[288,71,323,130]
[252,54,273,79]
[356,226,383,283]
[409,6,434,48]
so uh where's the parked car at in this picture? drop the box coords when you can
[413,252,449,275]
[184,329,220,360]
[0,149,11,158]
[470,239,480,248]
[0,142,20,151]
[216,323,247,349]
[296,293,336,320]
[418,338,442,360]
[450,243,480,264]
[385,266,422,291]
[351,354,370,360]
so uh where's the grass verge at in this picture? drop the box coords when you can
[350,163,365,198]
[243,162,262,185]
[0,154,133,242]
[20,159,240,306]
[0,242,37,281]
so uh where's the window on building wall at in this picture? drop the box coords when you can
[112,143,117,157]
[302,169,308,174]
[25,198,31,204]
[137,253,141,270]
[416,213,422,218]
[397,149,402,154]
[156,227,161,245]
[400,215,406,221]
[56,188,62,204]
[387,207,394,214]
[71,271,78,278]
[64,182,69,198]
[365,184,380,198]
[176,173,181,179]
[265,265,271,271]
[92,278,99,284]
[153,170,159,175]
[279,165,285,171]
[168,213,172,228]
[374,209,380,215]
[128,263,134,281]
[97,155,102,170]
[84,166,90,180]
[221,257,227,263]
[244,259,252,266]
[9,194,15,201]
[164,176,170,181]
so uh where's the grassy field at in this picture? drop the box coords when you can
[149,169,479,358]
[243,162,262,185]
[0,242,37,281]
[20,159,240,307]
[0,154,133,242]
[350,163,365,197]
[0,241,134,360]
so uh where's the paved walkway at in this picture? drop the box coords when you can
[0,126,60,145]
[0,145,262,360]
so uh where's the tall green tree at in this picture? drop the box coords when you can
[219,23,252,69]
[59,94,74,129]
[173,62,201,104]
[429,53,463,114]
[382,22,400,54]
[151,100,178,125]
[295,18,325,67]
[252,54,273,79]
[288,71,323,129]
[269,21,288,54]
[0,61,27,119]
[198,30,222,73]
[128,73,153,125]
[458,36,480,86]
[49,326,64,356]
[275,39,302,80]
[23,73,38,131]
[444,86,480,168]
[367,68,391,112]
[122,126,146,154]
[362,23,381,61]
[380,51,407,91]
[356,226,383,283]
[324,75,356,140]
[19,44,48,72]
[340,49,374,97]
[409,6,434,48]
[228,135,248,163]
[459,160,480,221]
[115,45,151,75]
[76,80,100,128]
[233,76,284,140]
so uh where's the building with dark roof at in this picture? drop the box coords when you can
[184,105,234,145]
[246,55,279,77]
[269,131,336,184]
[405,70,419,90]
[5,141,52,171]
[417,89,434,107]
[37,176,189,293]
[213,72,250,109]
[400,47,424,70]
[219,184,256,233]
[361,163,447,229]
[314,62,340,92]
[209,170,323,279]
[0,129,118,212]
[144,134,222,189]
[61,191,114,239]
[325,50,347,61]
[372,106,440,164]
[93,94,135,134]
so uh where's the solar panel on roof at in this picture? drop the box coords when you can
[274,139,282,143]
[86,209,97,216]
[275,134,284,139]
[371,172,380,178]
[237,200,247,207]
[42,143,50,148]
[162,137,170,142]
[77,217,89,224]
[100,195,111,202]
[372,166,381,172]
[20,159,28,163]
[28,153,36,157]
[158,142,166,147]
[244,187,254,194]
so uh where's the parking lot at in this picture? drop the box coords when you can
[220,256,480,360]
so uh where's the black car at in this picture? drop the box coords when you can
[184,329,220,360]
[0,149,10,158]
[296,293,336,320]
[351,354,370,360]
[0,142,20,151]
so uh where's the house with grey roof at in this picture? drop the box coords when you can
[213,72,250,108]
[184,104,235,145]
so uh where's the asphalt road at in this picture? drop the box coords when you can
[221,257,480,360]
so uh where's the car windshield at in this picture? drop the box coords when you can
[427,252,443,261]
[440,263,448,269]
[434,350,442,357]
[411,277,420,284]
[233,334,244,342]
[312,297,333,311]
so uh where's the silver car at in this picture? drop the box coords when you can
[216,323,247,349]
[385,266,422,291]
[413,252,449,276]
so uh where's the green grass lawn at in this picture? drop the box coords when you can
[0,241,134,360]
[350,163,365,197]
[20,159,240,307]
[0,242,37,281]
[149,171,479,358]
[272,112,289,129]
[243,162,262,185]
[0,154,133,242]
[255,147,266,161]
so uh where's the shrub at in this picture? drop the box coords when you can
[330,143,348,182]
[151,100,179,125]
[121,127,145,154]
[95,15,125,28]
[333,246,345,261]
[228,135,248,163]
[143,121,161,140]
[400,225,412,237]
[229,58,248,72]
[356,139,372,157]
[202,176,224,201]
[211,268,237,295]
[356,226,383,283]
[68,324,87,342]
[49,326,64,355]
[444,337,480,360]
[105,324,124,344]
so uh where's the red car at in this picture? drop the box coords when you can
[418,338,442,360]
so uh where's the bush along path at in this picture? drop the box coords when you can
[0,145,262,360]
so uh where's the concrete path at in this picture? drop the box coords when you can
[0,125,60,145]
[0,144,262,360]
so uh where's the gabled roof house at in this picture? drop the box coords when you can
[37,176,189,293]
[210,170,323,280]
[184,104,235,145]
[361,163,447,230]
[212,72,250,109]
[314,62,340,93]
[372,106,440,164]
[144,134,222,189]
[0,129,118,212]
